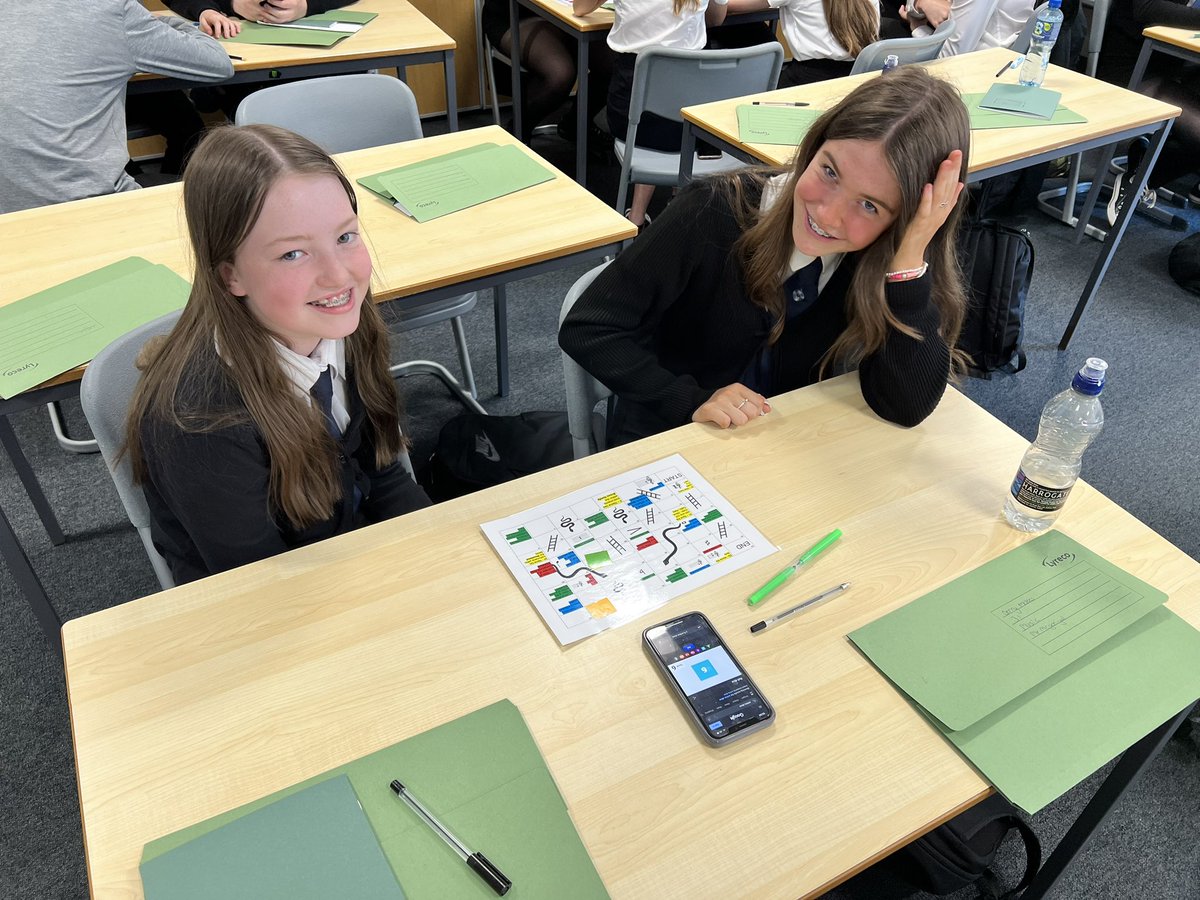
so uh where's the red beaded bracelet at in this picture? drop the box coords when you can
[884,262,929,282]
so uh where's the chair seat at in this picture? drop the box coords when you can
[613,139,747,187]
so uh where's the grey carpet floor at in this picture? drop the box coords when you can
[1,115,1198,899]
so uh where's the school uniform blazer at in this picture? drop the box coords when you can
[558,175,952,446]
[141,353,431,585]
[164,0,357,21]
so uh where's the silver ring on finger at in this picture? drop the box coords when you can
[938,201,949,208]
[736,398,750,409]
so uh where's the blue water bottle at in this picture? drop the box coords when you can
[1018,0,1064,87]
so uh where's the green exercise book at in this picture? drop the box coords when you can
[849,531,1200,813]
[735,104,824,146]
[357,143,556,223]
[963,92,1086,130]
[223,11,377,47]
[141,700,609,900]
[977,83,1064,120]
[140,776,405,900]
[0,257,189,400]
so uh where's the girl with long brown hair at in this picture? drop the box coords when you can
[725,0,879,86]
[125,124,430,584]
[559,68,970,446]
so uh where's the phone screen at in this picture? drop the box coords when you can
[645,613,773,741]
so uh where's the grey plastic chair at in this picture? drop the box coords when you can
[614,43,784,216]
[850,19,957,75]
[235,74,486,415]
[558,262,614,459]
[79,311,181,591]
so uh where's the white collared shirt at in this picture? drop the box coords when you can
[608,0,728,54]
[272,337,351,434]
[760,173,845,287]
[767,0,877,62]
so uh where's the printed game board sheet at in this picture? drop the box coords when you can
[482,454,776,645]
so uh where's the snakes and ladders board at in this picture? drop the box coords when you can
[482,454,776,645]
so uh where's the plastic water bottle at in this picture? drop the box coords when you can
[1003,358,1108,532]
[882,54,900,74]
[1018,0,1064,87]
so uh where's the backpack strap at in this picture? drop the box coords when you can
[998,815,1042,899]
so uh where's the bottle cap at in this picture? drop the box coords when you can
[1072,357,1107,395]
[1048,0,1062,7]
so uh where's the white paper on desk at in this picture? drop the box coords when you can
[482,454,777,645]
[256,20,362,32]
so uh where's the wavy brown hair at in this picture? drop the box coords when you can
[722,67,971,375]
[823,0,879,56]
[124,124,402,530]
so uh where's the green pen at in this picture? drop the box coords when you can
[747,529,842,606]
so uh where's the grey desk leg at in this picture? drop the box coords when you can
[444,49,458,131]
[493,284,510,397]
[0,501,61,659]
[575,40,590,184]
[510,0,524,141]
[1021,700,1198,900]
[0,416,65,545]
[1059,119,1173,350]
[1127,37,1155,92]
[395,65,408,84]
[679,124,697,184]
[1073,144,1115,244]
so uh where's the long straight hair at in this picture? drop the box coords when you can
[723,67,971,374]
[823,0,879,56]
[672,0,702,16]
[125,124,402,530]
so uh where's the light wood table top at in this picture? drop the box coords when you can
[62,376,1200,899]
[519,0,614,33]
[682,47,1182,173]
[1140,24,1200,54]
[0,126,634,391]
[133,0,454,81]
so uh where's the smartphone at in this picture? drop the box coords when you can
[643,611,775,746]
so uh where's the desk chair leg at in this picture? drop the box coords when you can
[1059,119,1173,350]
[575,41,590,185]
[0,501,62,660]
[444,49,459,132]
[493,284,510,397]
[46,402,99,454]
[450,316,480,399]
[0,417,65,546]
[679,124,696,183]
[509,0,524,141]
[1021,700,1198,900]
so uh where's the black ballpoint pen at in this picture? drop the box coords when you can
[390,780,512,896]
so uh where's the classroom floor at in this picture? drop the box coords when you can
[2,106,1199,899]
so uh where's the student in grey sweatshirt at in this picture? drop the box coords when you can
[0,0,233,214]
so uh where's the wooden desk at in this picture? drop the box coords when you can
[508,0,779,184]
[679,47,1181,351]
[1129,25,1200,90]
[133,0,460,129]
[0,125,634,655]
[62,376,1200,899]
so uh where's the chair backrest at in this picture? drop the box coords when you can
[628,43,784,128]
[79,310,182,590]
[234,73,423,153]
[1013,2,1050,54]
[558,262,614,459]
[850,19,958,75]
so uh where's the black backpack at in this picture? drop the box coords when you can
[421,411,574,502]
[956,219,1035,378]
[887,794,1042,898]
[1168,231,1200,297]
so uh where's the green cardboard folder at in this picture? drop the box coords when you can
[977,83,1063,119]
[0,257,189,400]
[963,92,1086,130]
[358,143,556,223]
[140,776,405,899]
[849,531,1200,813]
[223,12,376,47]
[141,701,609,899]
[735,104,823,146]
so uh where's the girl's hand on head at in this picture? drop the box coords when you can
[199,9,241,37]
[692,384,771,430]
[890,148,964,273]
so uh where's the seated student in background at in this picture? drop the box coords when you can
[559,69,969,447]
[124,125,431,585]
[574,0,728,228]
[899,0,1033,57]
[1099,0,1200,206]
[481,0,613,144]
[725,0,878,86]
[0,0,232,215]
[165,0,356,26]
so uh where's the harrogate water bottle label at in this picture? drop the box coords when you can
[1011,471,1072,512]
